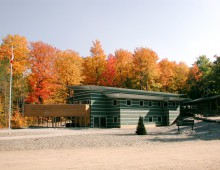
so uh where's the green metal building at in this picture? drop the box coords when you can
[67,85,188,128]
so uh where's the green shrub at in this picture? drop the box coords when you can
[136,116,147,135]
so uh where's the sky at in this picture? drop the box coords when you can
[1,0,220,66]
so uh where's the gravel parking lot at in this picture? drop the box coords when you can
[1,120,220,169]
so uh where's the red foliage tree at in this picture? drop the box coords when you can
[100,54,117,86]
[27,41,59,104]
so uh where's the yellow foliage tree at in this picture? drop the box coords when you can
[11,111,26,129]
[54,50,83,103]
[173,62,189,93]
[114,49,133,88]
[158,58,176,92]
[82,40,107,85]
[133,48,159,90]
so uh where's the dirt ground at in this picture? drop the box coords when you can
[1,142,220,170]
[1,122,220,170]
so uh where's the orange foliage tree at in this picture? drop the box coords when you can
[0,35,29,127]
[114,49,133,88]
[133,48,159,90]
[27,41,59,104]
[173,62,189,93]
[54,50,83,103]
[158,58,176,92]
[82,40,107,85]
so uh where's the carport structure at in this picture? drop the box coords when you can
[24,104,90,128]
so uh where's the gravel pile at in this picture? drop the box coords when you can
[1,120,220,151]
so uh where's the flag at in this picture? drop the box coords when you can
[10,48,14,64]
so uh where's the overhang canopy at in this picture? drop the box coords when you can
[103,93,189,102]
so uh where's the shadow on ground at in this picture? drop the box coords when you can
[146,121,220,142]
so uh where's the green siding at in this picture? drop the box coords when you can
[68,86,184,128]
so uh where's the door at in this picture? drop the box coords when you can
[93,117,107,128]
[100,117,106,128]
[94,117,100,127]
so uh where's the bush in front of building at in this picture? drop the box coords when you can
[11,111,26,129]
[136,116,147,135]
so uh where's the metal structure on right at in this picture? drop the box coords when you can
[183,95,220,116]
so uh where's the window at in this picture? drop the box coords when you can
[74,101,80,104]
[173,101,176,107]
[164,102,168,107]
[149,101,152,107]
[126,100,132,106]
[81,100,90,104]
[158,101,161,107]
[149,117,153,122]
[113,117,118,123]
[158,117,162,122]
[140,101,144,106]
[113,100,118,106]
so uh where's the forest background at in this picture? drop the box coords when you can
[0,34,220,128]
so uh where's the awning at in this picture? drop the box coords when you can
[103,93,188,101]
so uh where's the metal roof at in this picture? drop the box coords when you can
[69,85,185,97]
[185,95,220,104]
[103,93,189,101]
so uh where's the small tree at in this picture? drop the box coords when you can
[136,116,147,135]
[11,111,26,129]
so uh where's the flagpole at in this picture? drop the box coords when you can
[8,47,14,130]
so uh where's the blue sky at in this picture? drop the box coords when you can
[1,0,220,66]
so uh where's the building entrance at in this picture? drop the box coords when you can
[94,117,107,128]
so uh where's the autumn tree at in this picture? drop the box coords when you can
[100,54,117,86]
[158,58,176,92]
[27,41,59,104]
[172,62,189,94]
[0,34,29,127]
[82,40,106,85]
[133,48,159,90]
[114,49,133,88]
[186,64,203,99]
[54,50,83,103]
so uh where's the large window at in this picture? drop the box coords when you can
[149,101,152,107]
[148,117,153,122]
[127,99,132,106]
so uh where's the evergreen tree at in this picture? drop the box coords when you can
[136,116,147,135]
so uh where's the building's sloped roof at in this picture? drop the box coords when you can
[69,85,185,97]
[185,95,220,104]
[69,85,189,101]
[103,93,189,101]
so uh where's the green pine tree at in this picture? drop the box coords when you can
[136,116,147,135]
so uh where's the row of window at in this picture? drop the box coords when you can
[73,100,90,104]
[112,116,162,123]
[113,99,177,107]
[145,116,162,122]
